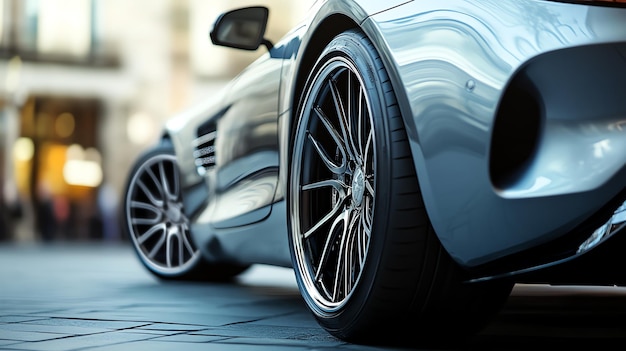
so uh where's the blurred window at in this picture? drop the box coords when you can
[37,0,91,57]
[0,0,116,66]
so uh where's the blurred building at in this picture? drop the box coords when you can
[0,0,314,242]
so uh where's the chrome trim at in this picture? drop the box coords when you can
[578,200,626,254]
[192,131,217,147]
[193,131,217,175]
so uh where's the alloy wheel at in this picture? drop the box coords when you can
[125,153,201,276]
[291,57,376,313]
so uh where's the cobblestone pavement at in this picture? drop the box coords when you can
[1,243,626,350]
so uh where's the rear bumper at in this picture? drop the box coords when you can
[468,192,626,283]
[511,197,626,286]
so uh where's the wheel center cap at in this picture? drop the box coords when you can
[352,168,365,206]
[165,202,183,223]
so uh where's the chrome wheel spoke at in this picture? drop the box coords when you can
[166,232,173,268]
[329,77,359,162]
[358,213,371,266]
[362,126,374,167]
[365,176,375,198]
[181,224,196,257]
[130,200,162,225]
[307,131,344,175]
[302,179,347,193]
[330,212,349,301]
[146,166,165,202]
[312,107,347,174]
[356,224,365,267]
[357,87,366,157]
[137,179,163,208]
[301,179,349,239]
[314,212,345,281]
[148,231,166,259]
[303,197,345,239]
[363,194,374,228]
[160,161,179,202]
[164,230,182,268]
[330,210,359,301]
[137,223,166,245]
[178,232,184,267]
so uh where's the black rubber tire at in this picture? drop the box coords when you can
[123,141,248,281]
[288,30,513,346]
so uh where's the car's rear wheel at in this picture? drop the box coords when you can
[288,30,513,345]
[124,142,247,281]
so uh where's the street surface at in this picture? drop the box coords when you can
[0,243,625,350]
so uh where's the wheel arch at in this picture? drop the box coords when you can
[286,12,416,163]
[290,14,358,134]
[278,13,360,201]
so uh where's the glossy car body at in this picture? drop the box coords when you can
[124,0,626,344]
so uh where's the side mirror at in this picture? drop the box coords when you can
[210,6,273,51]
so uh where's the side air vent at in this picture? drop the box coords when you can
[193,130,216,175]
[489,72,542,189]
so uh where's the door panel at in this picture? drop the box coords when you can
[212,54,282,227]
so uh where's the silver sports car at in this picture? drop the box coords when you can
[123,0,626,345]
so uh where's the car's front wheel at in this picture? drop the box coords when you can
[123,142,247,281]
[288,30,513,345]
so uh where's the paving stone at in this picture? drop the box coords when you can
[117,312,259,327]
[0,316,48,324]
[206,300,305,318]
[133,323,206,331]
[149,333,227,343]
[217,336,346,348]
[0,323,109,335]
[0,330,71,342]
[0,339,23,346]
[6,243,621,350]
[191,324,331,339]
[26,311,155,323]
[248,312,322,328]
[22,318,149,330]
[5,331,157,351]
[88,340,309,351]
